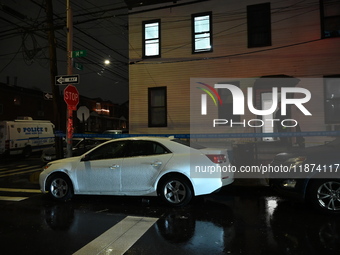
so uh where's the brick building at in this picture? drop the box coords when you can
[127,0,340,147]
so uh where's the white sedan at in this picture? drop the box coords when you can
[39,137,234,206]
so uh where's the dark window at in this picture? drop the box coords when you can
[148,87,167,127]
[0,104,3,115]
[247,3,271,48]
[218,81,241,122]
[37,100,44,111]
[74,139,103,149]
[320,0,340,38]
[86,141,127,160]
[143,19,161,58]
[192,12,213,53]
[324,76,340,123]
[126,140,170,157]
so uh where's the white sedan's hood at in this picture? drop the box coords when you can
[49,156,82,165]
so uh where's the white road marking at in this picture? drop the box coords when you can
[0,165,41,174]
[0,168,41,178]
[0,187,41,202]
[0,196,27,201]
[73,216,158,255]
[0,188,41,193]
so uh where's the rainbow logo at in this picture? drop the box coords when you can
[196,82,223,106]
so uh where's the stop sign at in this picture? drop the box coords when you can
[64,85,79,110]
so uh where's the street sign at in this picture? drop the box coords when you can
[72,50,87,58]
[55,74,79,85]
[44,92,53,100]
[74,62,83,70]
[77,106,90,122]
[64,85,79,110]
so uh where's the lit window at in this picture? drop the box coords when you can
[14,96,21,105]
[96,102,101,110]
[192,12,212,53]
[143,20,161,58]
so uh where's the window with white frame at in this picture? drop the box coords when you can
[192,12,212,53]
[143,20,161,58]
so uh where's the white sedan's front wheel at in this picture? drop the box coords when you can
[158,176,193,207]
[47,174,73,201]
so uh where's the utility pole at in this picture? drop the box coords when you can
[66,0,73,157]
[45,0,63,159]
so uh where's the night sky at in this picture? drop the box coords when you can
[0,0,129,104]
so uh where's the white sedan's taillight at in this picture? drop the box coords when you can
[206,154,227,164]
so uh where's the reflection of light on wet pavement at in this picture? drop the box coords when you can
[266,197,278,216]
[182,221,225,251]
[155,216,234,254]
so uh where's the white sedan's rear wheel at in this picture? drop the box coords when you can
[158,176,193,207]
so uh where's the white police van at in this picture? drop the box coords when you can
[0,117,55,158]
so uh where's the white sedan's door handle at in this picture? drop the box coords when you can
[151,161,162,167]
[110,164,120,169]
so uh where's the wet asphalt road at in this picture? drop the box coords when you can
[1,156,340,254]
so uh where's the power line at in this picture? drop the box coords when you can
[1,0,326,76]
[0,43,22,74]
[26,0,129,81]
[132,38,323,65]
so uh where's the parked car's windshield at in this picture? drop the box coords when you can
[325,137,340,147]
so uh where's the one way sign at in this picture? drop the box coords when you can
[44,92,53,100]
[55,74,79,85]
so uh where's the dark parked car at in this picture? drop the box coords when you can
[41,138,108,162]
[269,138,340,213]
